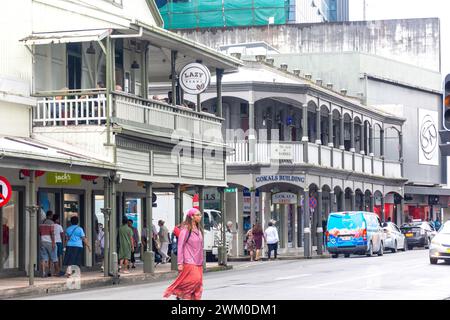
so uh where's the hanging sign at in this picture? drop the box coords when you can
[47,172,81,186]
[272,192,297,205]
[179,63,211,95]
[0,176,12,208]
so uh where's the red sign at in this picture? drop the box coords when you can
[309,197,317,209]
[0,176,12,208]
[192,194,200,209]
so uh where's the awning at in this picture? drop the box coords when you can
[20,28,112,45]
[405,185,450,196]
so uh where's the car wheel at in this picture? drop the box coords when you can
[424,237,430,249]
[332,254,339,258]
[391,240,398,253]
[366,242,373,257]
[430,258,438,265]
[377,242,384,256]
[344,253,350,258]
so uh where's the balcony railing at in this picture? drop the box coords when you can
[226,140,403,179]
[33,89,107,126]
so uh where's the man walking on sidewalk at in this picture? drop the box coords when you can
[118,216,134,273]
[39,211,58,277]
[265,221,279,260]
[158,220,171,264]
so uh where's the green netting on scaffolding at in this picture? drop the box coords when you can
[156,0,288,29]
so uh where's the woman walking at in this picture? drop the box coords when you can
[245,226,255,261]
[163,208,204,300]
[252,224,265,261]
[63,216,91,277]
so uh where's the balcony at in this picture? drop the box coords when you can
[226,141,403,179]
[32,90,223,143]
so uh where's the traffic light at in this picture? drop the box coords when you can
[428,195,439,205]
[443,74,450,130]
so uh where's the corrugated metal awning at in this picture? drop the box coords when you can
[20,29,112,45]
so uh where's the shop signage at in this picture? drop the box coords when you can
[270,143,293,160]
[255,174,306,188]
[0,176,12,208]
[272,192,297,205]
[418,108,439,166]
[224,188,237,193]
[47,172,81,186]
[179,63,211,95]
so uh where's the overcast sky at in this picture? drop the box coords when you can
[349,0,449,79]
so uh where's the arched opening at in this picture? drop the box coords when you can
[354,116,362,153]
[364,190,372,212]
[308,184,320,246]
[332,109,341,148]
[364,120,371,155]
[320,105,330,145]
[344,187,353,211]
[355,189,364,211]
[373,190,383,220]
[385,127,401,161]
[333,186,344,212]
[344,113,352,151]
[384,192,403,225]
[307,101,318,143]
[374,124,382,158]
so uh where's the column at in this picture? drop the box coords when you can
[380,129,385,158]
[339,114,345,150]
[170,50,177,107]
[28,171,37,285]
[399,131,404,177]
[317,191,323,255]
[250,190,256,226]
[198,186,206,271]
[399,197,405,226]
[248,102,256,162]
[143,182,154,274]
[216,69,224,118]
[330,192,336,212]
[360,123,365,155]
[282,205,289,250]
[381,196,386,222]
[350,119,355,152]
[315,106,321,144]
[302,104,309,163]
[370,195,375,212]
[141,42,148,99]
[237,191,244,256]
[328,111,334,147]
[297,191,303,248]
[103,177,111,277]
[293,201,298,249]
[340,191,345,212]
[304,189,311,258]
[171,184,181,271]
[369,125,374,156]
[350,192,356,211]
[218,188,227,265]
[110,179,117,275]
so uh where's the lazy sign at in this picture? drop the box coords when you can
[0,176,12,208]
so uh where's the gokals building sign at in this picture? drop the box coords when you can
[179,63,211,95]
[255,174,306,188]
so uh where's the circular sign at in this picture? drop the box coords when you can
[309,197,317,209]
[420,114,438,160]
[192,193,200,209]
[0,176,12,208]
[179,63,211,95]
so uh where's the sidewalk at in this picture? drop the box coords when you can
[0,262,231,300]
[228,247,331,262]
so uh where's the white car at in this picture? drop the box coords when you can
[382,221,407,253]
[429,221,450,264]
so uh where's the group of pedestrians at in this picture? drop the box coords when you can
[39,210,91,278]
[245,221,280,261]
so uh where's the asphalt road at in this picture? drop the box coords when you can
[30,249,450,300]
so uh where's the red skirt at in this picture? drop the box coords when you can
[163,264,203,300]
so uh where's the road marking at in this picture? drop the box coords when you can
[274,274,312,281]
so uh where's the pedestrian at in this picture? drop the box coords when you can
[63,216,91,277]
[163,208,204,300]
[387,216,392,222]
[96,223,105,272]
[435,216,442,231]
[322,217,328,247]
[127,219,140,269]
[225,221,233,256]
[158,220,171,264]
[118,216,134,273]
[39,210,58,277]
[265,221,279,260]
[245,226,256,261]
[252,223,265,261]
[52,214,65,276]
[171,224,182,256]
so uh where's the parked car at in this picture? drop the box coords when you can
[400,220,435,250]
[326,211,385,258]
[382,221,407,252]
[429,221,450,264]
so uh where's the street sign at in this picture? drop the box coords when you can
[224,188,237,193]
[0,176,12,208]
[192,193,199,209]
[309,197,317,209]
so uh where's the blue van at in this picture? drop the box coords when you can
[326,211,385,258]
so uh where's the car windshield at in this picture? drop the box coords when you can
[439,223,450,234]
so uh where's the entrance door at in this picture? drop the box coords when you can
[1,190,24,271]
[67,43,82,90]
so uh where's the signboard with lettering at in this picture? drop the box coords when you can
[272,192,297,205]
[255,174,306,188]
[270,144,293,160]
[179,63,211,95]
[47,172,81,186]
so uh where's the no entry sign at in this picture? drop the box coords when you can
[309,197,317,209]
[0,176,12,208]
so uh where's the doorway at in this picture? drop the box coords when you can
[67,43,82,90]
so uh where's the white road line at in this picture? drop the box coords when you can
[274,274,312,281]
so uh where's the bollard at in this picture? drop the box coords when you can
[143,250,155,274]
[111,252,120,284]
[218,246,227,266]
[171,252,178,271]
[304,227,312,258]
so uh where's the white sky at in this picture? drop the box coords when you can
[349,0,450,78]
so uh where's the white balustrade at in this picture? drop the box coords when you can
[374,158,383,176]
[333,149,343,169]
[344,151,353,171]
[321,146,332,167]
[308,143,320,165]
[384,161,402,178]
[354,153,363,173]
[364,156,372,174]
[292,143,304,163]
[226,141,249,164]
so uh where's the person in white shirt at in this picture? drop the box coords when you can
[264,221,279,260]
[52,214,65,276]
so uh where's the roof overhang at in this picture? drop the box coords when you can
[405,186,450,197]
[20,28,112,45]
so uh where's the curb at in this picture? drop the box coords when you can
[228,255,331,262]
[2,265,232,300]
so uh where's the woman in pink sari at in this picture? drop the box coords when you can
[163,208,204,300]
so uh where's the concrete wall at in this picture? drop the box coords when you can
[0,102,30,137]
[177,18,441,72]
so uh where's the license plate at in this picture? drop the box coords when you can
[340,236,351,241]
[406,233,413,237]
